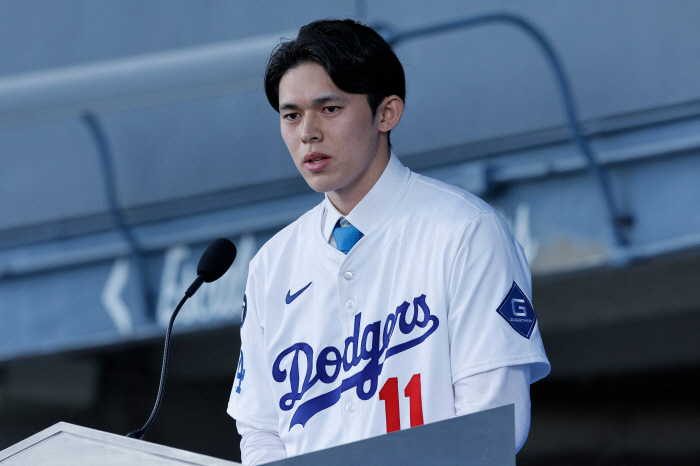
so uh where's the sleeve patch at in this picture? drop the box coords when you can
[496,282,537,339]
[235,350,245,393]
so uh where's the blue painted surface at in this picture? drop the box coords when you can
[1,1,700,360]
[2,1,700,230]
[0,235,258,360]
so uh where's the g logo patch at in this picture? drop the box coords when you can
[512,298,527,317]
[496,282,537,339]
[241,294,247,328]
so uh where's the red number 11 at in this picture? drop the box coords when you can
[378,373,424,433]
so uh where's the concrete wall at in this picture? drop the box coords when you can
[1,0,700,231]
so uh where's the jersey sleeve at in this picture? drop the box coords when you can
[453,365,531,453]
[227,260,280,432]
[447,212,550,383]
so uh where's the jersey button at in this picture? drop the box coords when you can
[346,402,355,412]
[346,300,355,310]
[344,272,353,281]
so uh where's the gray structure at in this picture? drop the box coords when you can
[1,1,699,464]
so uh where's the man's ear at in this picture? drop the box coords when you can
[377,95,404,133]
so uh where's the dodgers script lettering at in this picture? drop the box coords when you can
[272,294,439,430]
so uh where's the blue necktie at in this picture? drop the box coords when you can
[333,219,363,254]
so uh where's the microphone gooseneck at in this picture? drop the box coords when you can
[185,274,205,297]
[126,294,189,440]
[127,238,237,440]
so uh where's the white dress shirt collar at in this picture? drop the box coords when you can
[322,153,409,242]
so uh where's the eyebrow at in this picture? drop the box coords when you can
[279,94,345,111]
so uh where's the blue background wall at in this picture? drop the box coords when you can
[1,1,699,464]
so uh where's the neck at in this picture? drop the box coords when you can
[327,144,390,216]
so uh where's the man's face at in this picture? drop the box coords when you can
[278,62,383,197]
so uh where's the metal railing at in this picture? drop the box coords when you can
[378,12,634,247]
[0,13,643,292]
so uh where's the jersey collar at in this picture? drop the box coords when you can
[322,153,409,241]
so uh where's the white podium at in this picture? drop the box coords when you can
[0,422,240,466]
[1,405,514,465]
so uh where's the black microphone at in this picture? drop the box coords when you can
[185,238,238,297]
[127,238,237,440]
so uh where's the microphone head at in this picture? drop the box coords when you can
[197,238,237,283]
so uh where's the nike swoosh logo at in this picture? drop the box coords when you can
[286,282,312,305]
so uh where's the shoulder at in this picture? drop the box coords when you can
[402,171,499,227]
[248,201,322,272]
[392,172,520,265]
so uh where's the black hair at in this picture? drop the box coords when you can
[264,19,405,144]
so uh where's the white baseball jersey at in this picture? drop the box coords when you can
[227,154,550,457]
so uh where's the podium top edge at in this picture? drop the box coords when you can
[0,422,240,465]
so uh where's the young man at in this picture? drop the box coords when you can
[227,19,550,465]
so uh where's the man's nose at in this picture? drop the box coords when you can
[301,115,322,143]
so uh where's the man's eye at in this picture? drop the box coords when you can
[283,113,300,121]
[324,106,339,114]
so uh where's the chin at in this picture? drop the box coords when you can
[303,176,332,193]
[304,175,342,194]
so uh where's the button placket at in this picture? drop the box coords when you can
[338,261,361,443]
[340,268,358,313]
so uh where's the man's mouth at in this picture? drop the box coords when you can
[303,152,330,172]
[303,152,330,163]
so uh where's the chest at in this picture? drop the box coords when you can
[259,223,460,444]
[264,226,452,344]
